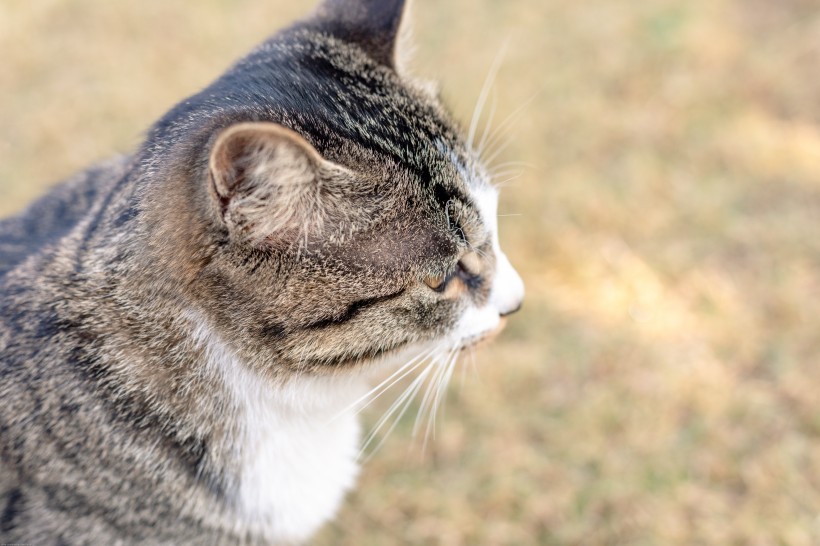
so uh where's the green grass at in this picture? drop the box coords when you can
[2,0,820,544]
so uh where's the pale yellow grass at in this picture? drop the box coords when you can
[2,1,819,544]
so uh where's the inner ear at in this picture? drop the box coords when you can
[313,0,410,68]
[210,122,322,198]
[208,122,326,243]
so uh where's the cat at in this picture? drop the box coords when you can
[0,0,524,543]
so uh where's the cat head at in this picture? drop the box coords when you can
[150,0,524,375]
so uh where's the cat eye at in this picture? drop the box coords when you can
[424,252,483,294]
[424,271,451,292]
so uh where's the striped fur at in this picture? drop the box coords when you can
[0,0,523,543]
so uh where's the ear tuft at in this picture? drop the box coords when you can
[209,122,325,244]
[313,0,409,68]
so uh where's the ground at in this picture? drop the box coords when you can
[1,0,819,544]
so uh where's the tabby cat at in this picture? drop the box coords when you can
[0,0,524,543]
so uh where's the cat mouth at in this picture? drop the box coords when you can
[458,317,508,350]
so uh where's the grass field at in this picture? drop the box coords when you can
[2,0,819,544]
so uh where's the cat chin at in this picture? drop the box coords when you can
[354,305,508,375]
[454,303,502,343]
[458,317,508,351]
[358,339,444,377]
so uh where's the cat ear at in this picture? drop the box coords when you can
[208,122,328,244]
[313,0,410,68]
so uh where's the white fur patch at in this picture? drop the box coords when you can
[454,302,501,345]
[455,184,525,342]
[473,185,525,314]
[187,311,366,544]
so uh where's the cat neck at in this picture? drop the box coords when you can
[184,308,367,543]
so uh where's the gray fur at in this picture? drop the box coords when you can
[0,1,504,543]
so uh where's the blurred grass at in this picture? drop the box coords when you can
[2,0,820,544]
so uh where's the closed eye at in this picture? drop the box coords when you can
[424,251,483,294]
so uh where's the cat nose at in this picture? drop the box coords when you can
[490,251,525,317]
[500,302,522,317]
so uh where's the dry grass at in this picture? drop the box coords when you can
[3,0,820,544]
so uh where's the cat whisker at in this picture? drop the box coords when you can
[478,90,542,159]
[354,346,432,405]
[490,163,529,175]
[416,346,452,438]
[476,89,499,155]
[492,174,525,189]
[490,167,525,179]
[437,345,460,414]
[467,346,484,387]
[458,348,468,391]
[412,351,447,439]
[423,351,452,443]
[480,121,515,161]
[467,41,508,151]
[482,134,517,168]
[489,160,534,175]
[422,344,460,453]
[359,360,435,460]
[330,345,435,423]
[361,364,429,452]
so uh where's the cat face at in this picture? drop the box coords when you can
[182,0,523,374]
